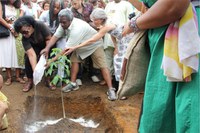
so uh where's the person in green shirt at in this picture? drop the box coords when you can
[123,0,200,132]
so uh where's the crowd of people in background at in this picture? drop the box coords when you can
[0,0,136,97]
[0,0,200,132]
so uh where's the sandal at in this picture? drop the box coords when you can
[49,83,56,91]
[4,78,12,86]
[16,77,25,84]
[23,81,33,92]
[45,80,56,91]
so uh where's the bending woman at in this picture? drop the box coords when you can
[14,16,51,92]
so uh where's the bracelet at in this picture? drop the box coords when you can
[129,17,140,32]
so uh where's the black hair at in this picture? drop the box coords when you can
[13,0,21,9]
[0,0,7,4]
[49,0,64,28]
[14,16,36,33]
[1,0,21,8]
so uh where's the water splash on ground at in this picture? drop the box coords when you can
[25,118,62,133]
[69,117,99,128]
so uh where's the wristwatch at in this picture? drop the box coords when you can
[129,17,140,32]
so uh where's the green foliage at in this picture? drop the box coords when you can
[45,48,71,86]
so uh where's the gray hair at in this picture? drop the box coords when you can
[90,8,107,21]
[58,9,74,21]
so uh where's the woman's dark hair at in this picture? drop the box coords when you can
[3,0,20,7]
[14,16,36,33]
[13,0,21,9]
[49,0,64,28]
[0,0,6,4]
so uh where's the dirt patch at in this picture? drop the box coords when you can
[0,70,143,133]
[22,95,121,132]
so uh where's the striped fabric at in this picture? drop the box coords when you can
[161,3,200,81]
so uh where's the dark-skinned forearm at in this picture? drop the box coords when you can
[137,0,190,30]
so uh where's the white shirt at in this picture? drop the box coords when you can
[104,0,134,48]
[21,2,40,19]
[105,1,134,25]
[54,18,103,59]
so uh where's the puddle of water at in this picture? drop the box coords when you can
[69,117,99,128]
[25,117,99,133]
[25,118,62,133]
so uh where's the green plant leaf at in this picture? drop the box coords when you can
[62,79,70,84]
[51,75,60,85]
[47,48,71,85]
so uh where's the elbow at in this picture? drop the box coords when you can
[26,51,37,59]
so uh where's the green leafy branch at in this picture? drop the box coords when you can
[45,48,71,86]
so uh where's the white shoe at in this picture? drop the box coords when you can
[62,83,79,93]
[107,88,117,101]
[76,79,82,86]
[91,75,100,83]
[2,68,6,72]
